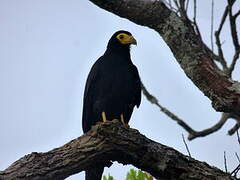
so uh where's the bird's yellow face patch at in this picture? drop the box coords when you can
[116,33,137,45]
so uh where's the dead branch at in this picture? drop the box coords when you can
[214,4,228,70]
[227,0,240,77]
[181,134,191,157]
[224,151,228,173]
[236,153,240,163]
[188,113,231,140]
[0,121,236,180]
[228,121,240,135]
[142,83,237,140]
[237,130,240,145]
[141,83,196,136]
[211,0,214,52]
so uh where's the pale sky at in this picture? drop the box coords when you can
[0,0,239,179]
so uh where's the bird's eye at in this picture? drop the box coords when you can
[119,35,124,39]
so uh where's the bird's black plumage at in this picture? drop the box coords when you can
[82,30,141,180]
[82,30,141,133]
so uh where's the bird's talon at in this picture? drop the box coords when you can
[120,114,129,127]
[112,119,119,123]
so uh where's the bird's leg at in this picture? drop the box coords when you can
[102,111,108,122]
[120,114,129,127]
[97,111,110,125]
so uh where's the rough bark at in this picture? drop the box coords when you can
[89,0,240,115]
[0,122,235,180]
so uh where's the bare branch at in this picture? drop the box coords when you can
[228,0,240,51]
[236,153,240,163]
[228,122,240,135]
[0,121,236,180]
[141,83,196,136]
[173,0,180,10]
[211,0,214,51]
[192,0,203,40]
[193,0,196,22]
[164,0,178,12]
[188,113,231,140]
[141,83,237,140]
[237,130,240,145]
[182,134,191,157]
[224,151,228,173]
[234,9,240,19]
[226,0,240,77]
[185,0,190,13]
[179,0,187,18]
[228,50,240,76]
[168,0,172,8]
[231,164,240,177]
[214,4,228,70]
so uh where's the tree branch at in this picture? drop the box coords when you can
[142,83,238,140]
[227,0,240,77]
[141,82,196,136]
[89,0,240,115]
[214,3,228,70]
[0,121,237,180]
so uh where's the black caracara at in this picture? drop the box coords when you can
[82,30,141,180]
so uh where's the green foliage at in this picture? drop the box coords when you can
[103,174,114,180]
[103,168,153,180]
[126,169,153,180]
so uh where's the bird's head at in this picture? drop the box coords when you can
[107,30,137,51]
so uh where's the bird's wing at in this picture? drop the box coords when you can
[132,65,141,108]
[82,57,102,133]
[83,58,102,101]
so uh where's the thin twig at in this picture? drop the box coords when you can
[231,164,240,177]
[191,0,203,42]
[193,0,196,22]
[224,151,228,173]
[211,0,214,52]
[236,153,240,163]
[237,130,240,145]
[214,4,228,70]
[179,0,187,18]
[228,0,240,51]
[227,0,240,77]
[234,9,240,19]
[185,0,189,13]
[173,0,181,14]
[230,152,239,177]
[163,0,178,12]
[168,0,172,8]
[228,122,240,135]
[182,134,191,157]
[228,50,240,76]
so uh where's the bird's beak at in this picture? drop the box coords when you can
[129,36,137,45]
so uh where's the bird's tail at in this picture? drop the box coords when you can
[85,166,104,180]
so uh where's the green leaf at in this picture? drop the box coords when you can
[102,174,114,180]
[103,168,154,180]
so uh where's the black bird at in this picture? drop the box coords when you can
[82,30,141,180]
